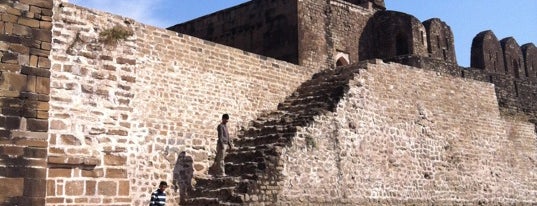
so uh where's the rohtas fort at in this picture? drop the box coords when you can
[1,0,537,205]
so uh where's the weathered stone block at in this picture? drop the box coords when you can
[46,180,55,196]
[25,167,46,178]
[24,147,47,158]
[35,76,49,94]
[25,75,36,92]
[21,65,50,77]
[36,101,48,111]
[104,154,127,166]
[6,7,22,16]
[12,24,32,37]
[0,63,21,72]
[49,119,66,130]
[65,181,84,196]
[107,129,128,136]
[59,134,81,146]
[17,18,40,28]
[23,178,46,197]
[75,197,89,203]
[0,145,24,156]
[86,180,96,195]
[29,55,38,67]
[20,0,53,9]
[9,43,30,54]
[32,29,51,43]
[4,116,21,130]
[120,75,136,83]
[4,22,14,35]
[36,111,48,119]
[37,56,50,68]
[118,180,130,196]
[81,168,104,178]
[48,168,71,178]
[2,13,18,23]
[103,65,116,71]
[39,21,52,30]
[29,48,49,57]
[105,168,127,178]
[116,57,136,65]
[46,197,64,204]
[26,118,47,132]
[40,42,50,50]
[97,181,117,196]
[20,197,46,206]
[4,137,48,146]
[4,73,27,93]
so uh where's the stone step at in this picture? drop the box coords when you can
[182,197,220,206]
[188,187,235,200]
[194,176,240,191]
[234,133,293,147]
[225,162,265,178]
[279,101,334,112]
[182,196,243,206]
[225,150,265,163]
[241,125,296,138]
[295,80,348,92]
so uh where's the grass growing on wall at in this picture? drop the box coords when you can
[99,26,133,45]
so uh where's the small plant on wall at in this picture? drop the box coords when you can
[99,25,133,46]
[305,135,317,149]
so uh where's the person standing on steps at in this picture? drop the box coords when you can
[149,181,167,206]
[215,113,233,177]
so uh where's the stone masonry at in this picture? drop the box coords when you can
[45,2,311,205]
[0,0,52,205]
[0,0,536,205]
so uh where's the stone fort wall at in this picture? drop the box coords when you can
[44,2,311,205]
[280,61,537,205]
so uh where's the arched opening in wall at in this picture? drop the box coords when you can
[336,57,349,67]
[396,33,409,56]
[334,52,350,67]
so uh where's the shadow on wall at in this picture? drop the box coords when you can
[173,152,193,204]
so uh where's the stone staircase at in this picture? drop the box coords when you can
[182,63,367,205]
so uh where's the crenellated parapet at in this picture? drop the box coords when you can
[341,0,385,10]
[422,18,457,63]
[391,30,537,123]
[522,43,537,80]
[471,30,505,74]
[501,37,526,78]
[471,30,532,80]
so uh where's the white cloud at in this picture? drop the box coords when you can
[70,0,168,28]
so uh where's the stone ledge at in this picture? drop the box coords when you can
[47,156,100,167]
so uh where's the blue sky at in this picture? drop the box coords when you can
[70,0,536,67]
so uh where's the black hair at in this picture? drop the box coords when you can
[159,181,167,186]
[222,114,229,120]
